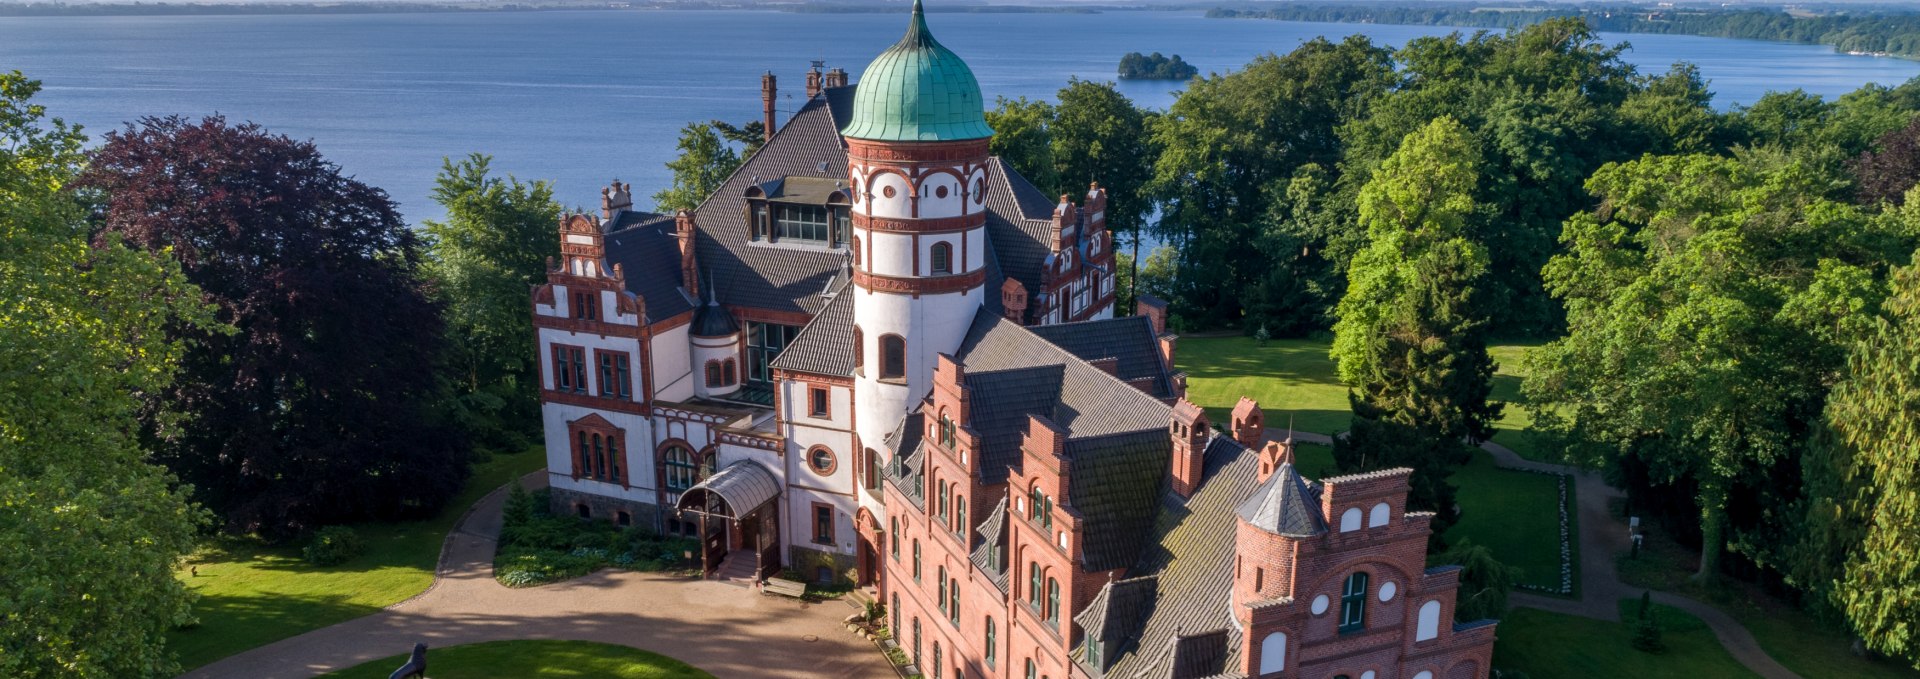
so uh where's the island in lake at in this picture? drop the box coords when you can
[1118,51,1198,80]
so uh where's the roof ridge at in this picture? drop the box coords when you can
[689,95,827,216]
[1316,466,1415,485]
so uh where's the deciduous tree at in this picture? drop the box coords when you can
[985,96,1058,193]
[423,153,562,447]
[653,122,741,212]
[79,115,470,538]
[0,72,213,679]
[1331,117,1501,535]
[1051,79,1158,304]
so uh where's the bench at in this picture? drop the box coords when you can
[763,577,808,599]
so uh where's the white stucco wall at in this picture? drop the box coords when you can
[651,324,693,402]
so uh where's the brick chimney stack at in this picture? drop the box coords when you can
[1170,399,1209,498]
[676,210,699,297]
[806,61,825,99]
[1230,397,1264,450]
[600,180,632,221]
[761,71,778,143]
[825,67,848,89]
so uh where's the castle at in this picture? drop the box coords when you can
[531,3,1496,676]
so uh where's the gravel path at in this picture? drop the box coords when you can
[1268,426,1799,678]
[180,472,893,679]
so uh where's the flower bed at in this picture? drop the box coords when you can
[494,487,698,587]
[1511,470,1575,596]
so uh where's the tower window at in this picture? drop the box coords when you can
[775,204,831,243]
[931,242,952,274]
[880,335,906,380]
[747,322,800,384]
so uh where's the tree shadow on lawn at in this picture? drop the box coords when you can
[171,588,386,669]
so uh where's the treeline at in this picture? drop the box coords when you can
[1118,52,1199,80]
[1210,3,1920,59]
[1,71,560,677]
[978,17,1920,668]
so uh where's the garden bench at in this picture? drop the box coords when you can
[763,577,808,599]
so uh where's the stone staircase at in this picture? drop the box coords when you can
[711,553,758,587]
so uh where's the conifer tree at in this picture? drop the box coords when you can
[1330,117,1502,535]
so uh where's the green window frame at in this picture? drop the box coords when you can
[1340,571,1369,633]
[985,616,997,667]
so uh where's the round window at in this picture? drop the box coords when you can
[883,185,897,199]
[1310,594,1330,615]
[809,447,837,475]
[936,185,949,199]
[1378,581,1397,602]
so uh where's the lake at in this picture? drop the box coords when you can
[6,9,1919,222]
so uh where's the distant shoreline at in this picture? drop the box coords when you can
[0,2,1150,18]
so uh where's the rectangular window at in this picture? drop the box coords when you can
[553,344,587,393]
[613,354,631,399]
[813,503,834,545]
[775,204,831,244]
[809,386,829,418]
[746,322,800,385]
[595,351,632,399]
[834,208,849,247]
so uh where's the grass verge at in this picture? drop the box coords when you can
[168,444,546,670]
[317,640,714,679]
[1490,599,1755,678]
[1179,336,1549,459]
[1445,451,1575,595]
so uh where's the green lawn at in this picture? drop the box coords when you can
[1178,336,1551,459]
[318,640,713,679]
[1445,451,1574,594]
[169,445,547,670]
[1490,599,1756,678]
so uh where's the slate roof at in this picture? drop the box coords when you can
[1234,462,1326,538]
[668,85,1056,320]
[604,211,695,321]
[969,494,1011,591]
[946,308,1173,572]
[1093,435,1261,679]
[951,310,1171,486]
[1076,575,1158,673]
[767,280,855,376]
[1028,315,1176,399]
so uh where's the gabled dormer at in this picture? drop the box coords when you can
[743,176,852,249]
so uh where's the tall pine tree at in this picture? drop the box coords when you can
[1330,117,1501,536]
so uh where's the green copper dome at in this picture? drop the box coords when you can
[841,0,995,142]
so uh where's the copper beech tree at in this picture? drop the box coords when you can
[79,115,469,538]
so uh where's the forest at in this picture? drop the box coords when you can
[1117,52,1199,80]
[1210,3,1920,60]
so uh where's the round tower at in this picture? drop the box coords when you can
[844,0,995,462]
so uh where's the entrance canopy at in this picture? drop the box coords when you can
[675,460,781,519]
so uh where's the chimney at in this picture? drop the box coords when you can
[1089,357,1119,377]
[825,67,848,89]
[761,71,778,143]
[1230,397,1264,450]
[676,210,699,297]
[1136,295,1168,335]
[600,180,633,221]
[1170,399,1209,498]
[1050,195,1077,252]
[1085,181,1107,231]
[1255,439,1294,485]
[1001,278,1029,325]
[807,61,825,99]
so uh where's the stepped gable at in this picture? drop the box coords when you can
[768,279,855,375]
[1027,314,1177,398]
[1093,434,1260,679]
[604,211,695,320]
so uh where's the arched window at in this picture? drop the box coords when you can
[1025,658,1036,679]
[705,361,723,387]
[1028,562,1041,602]
[939,411,955,447]
[607,436,621,483]
[937,565,948,613]
[1416,600,1442,641]
[853,326,864,371]
[865,448,880,491]
[880,335,906,380]
[890,517,900,560]
[949,578,961,625]
[953,495,966,534]
[591,434,605,479]
[892,593,901,634]
[937,480,949,521]
[576,432,590,478]
[912,617,922,663]
[913,539,922,581]
[663,445,696,496]
[1340,571,1369,633]
[932,642,943,679]
[1369,501,1390,528]
[985,617,997,667]
[700,452,716,480]
[1045,577,1060,624]
[1341,507,1363,532]
[931,242,953,274]
[723,358,738,386]
[1259,632,1287,674]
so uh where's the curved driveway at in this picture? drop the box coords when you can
[181,474,894,679]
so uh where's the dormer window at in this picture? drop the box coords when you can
[746,176,850,248]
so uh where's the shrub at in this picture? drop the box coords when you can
[1630,591,1666,653]
[302,526,365,566]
